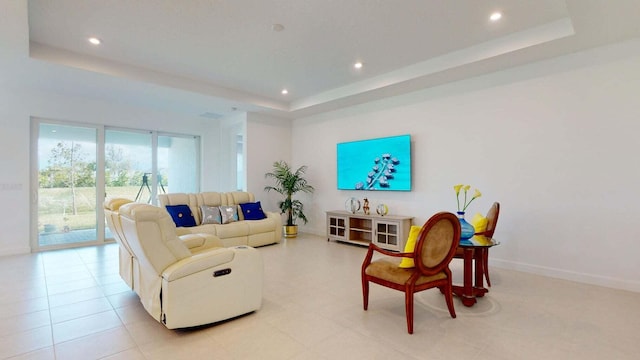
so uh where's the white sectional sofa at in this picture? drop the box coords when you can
[104,197,223,292]
[158,191,282,247]
[118,202,263,329]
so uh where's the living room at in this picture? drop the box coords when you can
[1,1,640,358]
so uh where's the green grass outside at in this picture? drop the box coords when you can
[38,186,156,233]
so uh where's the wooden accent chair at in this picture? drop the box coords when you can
[455,202,500,286]
[361,212,460,334]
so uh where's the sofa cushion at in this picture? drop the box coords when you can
[198,192,226,207]
[239,201,267,220]
[215,221,249,238]
[159,193,200,224]
[201,205,222,225]
[165,205,197,227]
[219,205,239,224]
[226,191,255,206]
[246,217,277,234]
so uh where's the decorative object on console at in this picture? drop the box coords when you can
[454,184,482,242]
[376,203,389,216]
[337,134,411,191]
[363,198,370,215]
[264,161,315,238]
[345,197,361,214]
[165,204,197,227]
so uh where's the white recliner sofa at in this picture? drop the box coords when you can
[104,198,137,290]
[118,202,264,329]
[104,198,223,293]
[158,191,282,247]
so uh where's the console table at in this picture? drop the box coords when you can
[326,210,413,251]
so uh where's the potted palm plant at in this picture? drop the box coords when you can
[264,160,314,238]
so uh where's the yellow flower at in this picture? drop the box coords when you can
[454,184,482,212]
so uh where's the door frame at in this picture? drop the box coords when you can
[30,117,106,251]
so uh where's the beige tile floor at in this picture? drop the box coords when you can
[1,233,639,359]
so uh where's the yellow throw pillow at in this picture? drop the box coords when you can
[471,213,490,245]
[399,225,422,268]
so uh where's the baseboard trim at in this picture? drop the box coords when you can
[491,258,640,293]
[0,245,32,257]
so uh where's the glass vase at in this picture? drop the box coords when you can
[345,197,361,214]
[457,211,475,241]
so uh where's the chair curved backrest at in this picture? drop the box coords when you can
[483,202,500,238]
[414,212,461,276]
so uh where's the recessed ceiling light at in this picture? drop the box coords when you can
[281,89,288,95]
[489,12,502,22]
[354,62,363,69]
[88,37,101,45]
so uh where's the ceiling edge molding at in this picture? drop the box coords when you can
[289,18,575,112]
[28,42,290,114]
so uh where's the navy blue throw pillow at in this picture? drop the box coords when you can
[239,201,267,220]
[165,204,197,227]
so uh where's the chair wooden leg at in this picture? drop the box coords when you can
[483,252,491,287]
[405,291,414,334]
[362,277,369,310]
[443,284,457,319]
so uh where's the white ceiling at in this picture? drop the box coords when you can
[24,0,640,119]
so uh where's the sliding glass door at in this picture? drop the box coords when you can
[105,129,153,202]
[158,134,199,194]
[37,123,98,247]
[33,120,200,250]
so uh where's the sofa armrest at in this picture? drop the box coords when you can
[180,233,224,251]
[162,248,235,281]
[175,227,191,236]
[265,211,282,225]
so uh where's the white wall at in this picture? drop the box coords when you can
[217,113,247,192]
[246,112,292,214]
[293,39,640,292]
